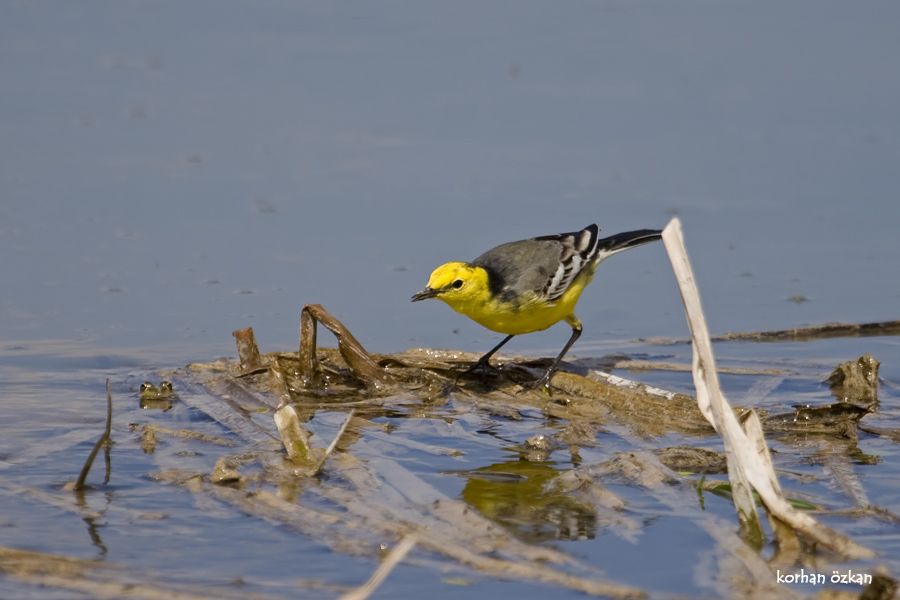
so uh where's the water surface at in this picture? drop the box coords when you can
[2,2,899,598]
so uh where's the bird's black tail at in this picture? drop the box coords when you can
[597,229,662,252]
[593,229,662,261]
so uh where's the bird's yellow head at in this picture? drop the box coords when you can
[411,261,490,310]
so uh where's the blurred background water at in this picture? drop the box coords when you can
[2,0,899,367]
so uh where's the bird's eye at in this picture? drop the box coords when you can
[451,279,464,289]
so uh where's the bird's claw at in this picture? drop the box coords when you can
[520,373,553,394]
[448,359,499,391]
[463,359,500,376]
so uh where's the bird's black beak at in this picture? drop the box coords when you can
[411,287,439,302]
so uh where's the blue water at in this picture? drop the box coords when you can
[3,1,899,362]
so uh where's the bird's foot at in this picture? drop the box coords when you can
[519,370,555,394]
[452,358,507,391]
[462,358,501,377]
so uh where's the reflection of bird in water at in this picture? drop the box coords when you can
[458,460,597,542]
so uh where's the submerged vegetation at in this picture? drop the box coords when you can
[3,219,899,599]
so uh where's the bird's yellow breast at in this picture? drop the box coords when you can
[443,268,594,335]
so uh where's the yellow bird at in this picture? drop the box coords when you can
[412,224,661,388]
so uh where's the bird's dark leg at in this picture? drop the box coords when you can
[465,334,515,374]
[532,318,582,390]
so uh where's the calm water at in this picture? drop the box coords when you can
[2,2,899,598]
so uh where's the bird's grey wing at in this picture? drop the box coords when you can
[472,238,564,304]
[533,224,600,301]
